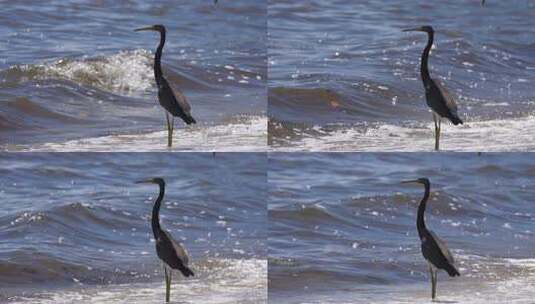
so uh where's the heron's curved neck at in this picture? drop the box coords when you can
[154,30,166,84]
[416,183,430,239]
[152,183,165,239]
[420,31,433,85]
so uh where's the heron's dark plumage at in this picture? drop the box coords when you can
[158,77,196,124]
[138,177,194,277]
[137,24,196,125]
[157,229,194,277]
[427,80,463,126]
[422,230,460,277]
[410,178,460,276]
[405,25,463,125]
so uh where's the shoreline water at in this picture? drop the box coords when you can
[0,0,267,151]
[268,153,535,303]
[4,259,267,304]
[0,153,267,303]
[268,1,535,151]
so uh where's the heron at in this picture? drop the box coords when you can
[403,26,463,151]
[135,25,196,147]
[136,177,194,303]
[401,178,460,300]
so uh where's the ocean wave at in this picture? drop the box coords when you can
[0,202,141,246]
[13,115,267,152]
[0,249,108,286]
[269,85,416,125]
[0,49,249,98]
[270,204,343,224]
[0,97,83,131]
[269,114,535,151]
[1,50,154,96]
[5,259,267,304]
[0,49,265,148]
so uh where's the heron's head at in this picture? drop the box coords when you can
[134,24,166,34]
[135,177,165,186]
[402,25,434,35]
[401,177,430,187]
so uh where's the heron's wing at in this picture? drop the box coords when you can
[161,66,190,112]
[158,78,192,113]
[434,81,458,113]
[161,229,190,265]
[428,230,455,265]
[169,84,192,113]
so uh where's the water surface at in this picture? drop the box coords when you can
[269,153,535,303]
[0,0,267,151]
[268,0,535,151]
[0,153,267,303]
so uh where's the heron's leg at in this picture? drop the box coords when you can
[428,265,433,299]
[168,268,173,302]
[432,268,437,300]
[432,113,437,150]
[165,112,170,131]
[164,266,171,303]
[165,112,172,147]
[170,115,175,144]
[437,117,442,150]
[433,112,440,151]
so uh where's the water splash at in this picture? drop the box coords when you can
[8,259,267,304]
[2,50,155,96]
[40,50,154,96]
[15,116,267,152]
[270,115,535,152]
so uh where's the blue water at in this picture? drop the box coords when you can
[269,153,535,303]
[0,153,267,303]
[0,0,266,151]
[268,0,535,151]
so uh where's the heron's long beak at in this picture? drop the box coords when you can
[402,27,423,32]
[134,26,156,32]
[401,179,420,184]
[135,179,154,184]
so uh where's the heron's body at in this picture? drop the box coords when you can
[424,80,463,126]
[135,25,196,147]
[403,26,463,150]
[421,230,460,277]
[156,76,196,125]
[137,177,193,302]
[403,178,459,299]
[155,229,194,276]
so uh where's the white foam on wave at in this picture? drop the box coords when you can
[272,115,535,152]
[23,116,267,152]
[39,49,153,96]
[273,257,535,304]
[11,259,267,304]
